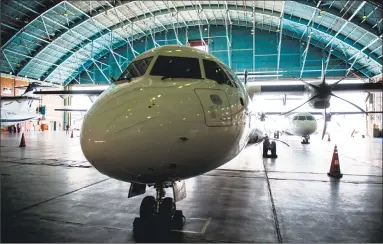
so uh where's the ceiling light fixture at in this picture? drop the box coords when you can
[318,9,324,18]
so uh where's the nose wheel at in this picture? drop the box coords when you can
[301,135,310,144]
[133,182,186,241]
[262,137,277,158]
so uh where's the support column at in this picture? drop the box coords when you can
[63,86,72,130]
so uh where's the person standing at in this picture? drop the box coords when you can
[17,123,21,133]
[66,124,70,134]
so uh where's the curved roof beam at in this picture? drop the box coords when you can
[16,1,123,77]
[63,17,372,86]
[2,1,381,84]
[3,1,378,66]
[46,5,280,84]
[297,0,381,37]
[63,19,359,86]
[51,5,380,83]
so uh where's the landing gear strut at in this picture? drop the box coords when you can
[301,135,310,144]
[133,182,185,241]
[262,136,277,158]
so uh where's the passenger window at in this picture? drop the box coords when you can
[117,56,153,82]
[150,56,202,79]
[298,116,306,120]
[306,116,315,121]
[203,59,233,87]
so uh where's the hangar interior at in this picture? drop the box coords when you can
[1,0,382,243]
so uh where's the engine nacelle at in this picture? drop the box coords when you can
[248,128,265,144]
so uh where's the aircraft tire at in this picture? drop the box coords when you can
[159,197,175,226]
[172,210,185,230]
[271,142,277,157]
[133,217,144,241]
[140,196,156,220]
[262,142,268,157]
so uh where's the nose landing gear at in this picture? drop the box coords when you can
[301,135,310,144]
[262,136,277,158]
[133,182,186,242]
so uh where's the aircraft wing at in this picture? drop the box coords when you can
[332,82,383,92]
[33,90,105,95]
[311,111,383,115]
[246,82,383,98]
[55,108,88,112]
[1,96,41,101]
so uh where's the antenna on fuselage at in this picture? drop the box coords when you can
[244,69,248,85]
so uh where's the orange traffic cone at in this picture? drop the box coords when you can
[70,130,74,138]
[327,134,331,142]
[327,145,343,178]
[19,133,26,147]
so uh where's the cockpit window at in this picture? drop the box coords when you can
[117,56,153,82]
[298,116,306,120]
[150,56,202,79]
[203,59,234,87]
[293,116,298,120]
[306,116,315,121]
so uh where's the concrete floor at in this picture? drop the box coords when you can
[1,131,382,242]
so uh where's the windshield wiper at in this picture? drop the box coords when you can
[161,76,172,80]
[161,76,204,80]
[115,77,131,82]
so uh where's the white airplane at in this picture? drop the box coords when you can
[244,57,379,115]
[0,109,38,128]
[32,45,382,238]
[0,83,47,127]
[276,112,317,144]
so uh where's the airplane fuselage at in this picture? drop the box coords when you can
[287,112,318,136]
[0,109,36,127]
[80,46,253,184]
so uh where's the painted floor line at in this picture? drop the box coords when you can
[200,217,212,234]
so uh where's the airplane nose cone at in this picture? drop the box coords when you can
[80,85,166,168]
[300,121,317,136]
[80,82,240,184]
[293,121,317,136]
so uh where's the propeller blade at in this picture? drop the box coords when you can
[244,69,248,85]
[331,66,368,88]
[321,56,326,85]
[269,138,290,147]
[330,76,348,88]
[281,94,318,115]
[322,108,328,140]
[286,73,319,90]
[330,92,367,114]
[365,92,371,103]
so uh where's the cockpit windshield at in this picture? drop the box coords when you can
[116,56,153,82]
[293,115,315,121]
[150,55,202,79]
